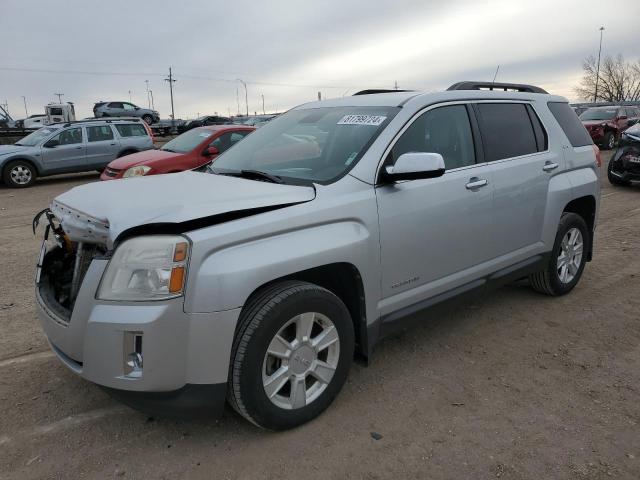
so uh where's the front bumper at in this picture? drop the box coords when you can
[36,257,241,416]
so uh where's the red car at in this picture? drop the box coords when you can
[101,125,255,180]
[579,106,640,150]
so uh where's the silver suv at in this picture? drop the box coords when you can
[34,82,600,429]
[93,102,160,125]
[1,119,153,187]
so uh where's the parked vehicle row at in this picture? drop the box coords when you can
[34,81,601,430]
[0,118,153,187]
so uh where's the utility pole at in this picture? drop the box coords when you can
[21,96,28,117]
[128,90,132,102]
[236,79,248,116]
[145,80,151,108]
[394,80,398,90]
[262,94,265,114]
[54,93,64,103]
[164,67,177,133]
[594,26,605,102]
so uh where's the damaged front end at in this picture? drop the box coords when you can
[34,207,108,323]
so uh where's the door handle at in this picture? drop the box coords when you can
[75,146,83,150]
[110,143,116,146]
[543,161,559,172]
[465,177,488,190]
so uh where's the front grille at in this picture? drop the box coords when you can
[104,167,121,177]
[38,242,102,323]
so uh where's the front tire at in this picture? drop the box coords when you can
[142,115,153,125]
[529,212,589,296]
[3,159,37,188]
[228,281,354,430]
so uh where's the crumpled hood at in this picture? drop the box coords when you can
[0,145,28,156]
[51,171,316,248]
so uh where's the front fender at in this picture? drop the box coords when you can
[184,220,374,313]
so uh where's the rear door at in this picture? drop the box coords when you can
[473,102,555,260]
[107,102,125,116]
[40,127,86,172]
[376,103,496,315]
[85,125,120,168]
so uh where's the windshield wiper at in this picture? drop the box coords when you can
[239,170,283,184]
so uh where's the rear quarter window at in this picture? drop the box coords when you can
[547,102,593,147]
[115,124,148,137]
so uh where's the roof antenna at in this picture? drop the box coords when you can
[492,65,500,83]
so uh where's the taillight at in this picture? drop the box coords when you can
[592,144,602,168]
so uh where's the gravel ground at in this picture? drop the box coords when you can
[0,151,639,480]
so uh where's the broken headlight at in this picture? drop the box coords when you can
[97,235,189,301]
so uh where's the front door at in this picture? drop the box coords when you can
[40,127,86,173]
[376,103,495,316]
[85,125,120,168]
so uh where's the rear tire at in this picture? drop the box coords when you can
[2,159,37,188]
[228,281,354,430]
[529,212,589,296]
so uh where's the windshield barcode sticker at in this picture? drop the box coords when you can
[338,115,387,126]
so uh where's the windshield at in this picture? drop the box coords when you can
[211,106,398,184]
[580,108,617,121]
[15,127,60,146]
[161,128,213,153]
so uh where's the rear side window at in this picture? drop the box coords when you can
[87,125,114,142]
[475,103,538,161]
[547,102,593,147]
[115,124,147,137]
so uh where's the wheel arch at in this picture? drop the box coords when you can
[2,157,41,175]
[562,195,596,261]
[238,263,369,360]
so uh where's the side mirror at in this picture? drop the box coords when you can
[204,146,219,156]
[134,106,140,110]
[382,152,445,182]
[44,139,59,148]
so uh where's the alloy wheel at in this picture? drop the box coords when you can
[556,227,583,284]
[262,312,340,410]
[10,165,32,185]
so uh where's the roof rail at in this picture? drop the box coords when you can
[56,116,143,127]
[353,89,414,96]
[447,81,548,94]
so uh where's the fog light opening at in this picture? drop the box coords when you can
[124,332,143,377]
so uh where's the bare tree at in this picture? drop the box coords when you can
[575,54,640,102]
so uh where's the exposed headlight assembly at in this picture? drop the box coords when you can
[123,165,151,178]
[98,235,189,301]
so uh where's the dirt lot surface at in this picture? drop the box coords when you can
[1,152,639,479]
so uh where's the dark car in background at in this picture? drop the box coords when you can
[94,101,160,125]
[579,106,640,150]
[607,123,640,186]
[179,115,232,133]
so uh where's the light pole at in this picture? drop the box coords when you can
[128,90,132,102]
[594,26,605,103]
[261,94,265,114]
[21,96,28,117]
[149,90,155,110]
[54,93,64,103]
[164,67,177,133]
[145,80,151,108]
[236,79,248,117]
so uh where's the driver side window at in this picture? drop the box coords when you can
[391,105,476,170]
[52,127,83,145]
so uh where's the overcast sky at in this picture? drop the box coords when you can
[1,0,639,120]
